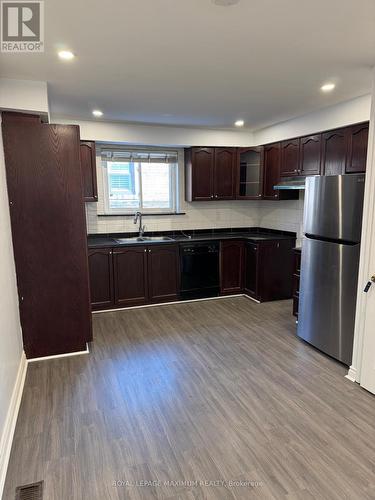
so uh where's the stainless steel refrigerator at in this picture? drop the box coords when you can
[297,174,365,365]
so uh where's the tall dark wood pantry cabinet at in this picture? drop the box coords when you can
[2,112,92,358]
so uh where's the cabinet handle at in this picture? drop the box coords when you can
[211,195,214,199]
[148,249,151,253]
[144,249,147,252]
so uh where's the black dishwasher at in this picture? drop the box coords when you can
[180,241,220,299]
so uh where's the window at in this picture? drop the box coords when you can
[101,148,179,213]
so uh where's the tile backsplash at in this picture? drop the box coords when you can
[86,153,305,245]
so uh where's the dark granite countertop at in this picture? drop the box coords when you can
[88,227,296,249]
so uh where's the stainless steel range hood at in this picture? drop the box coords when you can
[273,176,305,190]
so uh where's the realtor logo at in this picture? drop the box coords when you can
[1,1,44,52]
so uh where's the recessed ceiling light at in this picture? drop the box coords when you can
[92,110,103,117]
[234,120,244,127]
[213,0,240,5]
[321,82,335,92]
[58,50,75,60]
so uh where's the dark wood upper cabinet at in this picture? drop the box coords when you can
[185,147,214,201]
[322,128,348,176]
[185,147,237,201]
[88,248,114,310]
[2,113,92,358]
[263,143,281,200]
[299,134,322,176]
[220,240,245,294]
[280,139,300,177]
[214,147,236,199]
[346,122,369,173]
[113,246,148,307]
[148,245,179,303]
[237,147,264,199]
[80,141,98,202]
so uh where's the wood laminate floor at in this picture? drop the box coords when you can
[3,297,375,499]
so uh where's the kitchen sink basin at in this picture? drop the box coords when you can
[115,236,174,244]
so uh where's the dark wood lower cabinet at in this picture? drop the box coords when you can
[244,240,295,302]
[220,240,245,294]
[292,248,301,318]
[89,240,295,310]
[88,248,114,310]
[244,242,258,297]
[89,244,179,309]
[148,245,179,303]
[113,246,148,307]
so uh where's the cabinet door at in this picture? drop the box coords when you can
[190,147,214,200]
[280,139,300,177]
[113,246,148,307]
[257,240,295,302]
[2,115,92,358]
[148,245,179,303]
[220,240,245,294]
[213,147,236,200]
[244,242,259,299]
[263,143,281,200]
[80,141,98,202]
[237,147,263,200]
[299,134,322,176]
[88,248,114,310]
[346,123,369,173]
[322,128,348,176]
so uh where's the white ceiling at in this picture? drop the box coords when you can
[1,0,374,130]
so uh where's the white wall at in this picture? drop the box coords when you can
[53,117,254,147]
[0,114,24,492]
[0,78,49,119]
[253,94,371,145]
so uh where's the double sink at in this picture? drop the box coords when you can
[115,236,174,244]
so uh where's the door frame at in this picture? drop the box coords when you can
[347,69,375,385]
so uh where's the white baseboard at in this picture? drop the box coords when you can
[0,351,27,498]
[92,294,245,314]
[345,365,358,383]
[28,343,90,363]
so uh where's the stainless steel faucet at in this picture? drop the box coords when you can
[134,211,146,237]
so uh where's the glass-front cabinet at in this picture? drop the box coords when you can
[237,147,264,199]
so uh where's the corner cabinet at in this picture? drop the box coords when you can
[80,141,98,202]
[237,147,264,199]
[185,147,236,201]
[244,240,295,302]
[220,240,245,294]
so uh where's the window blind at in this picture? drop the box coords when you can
[101,148,178,164]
